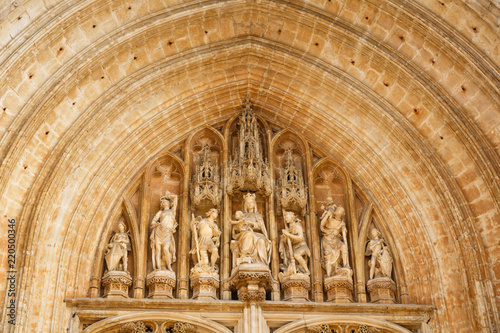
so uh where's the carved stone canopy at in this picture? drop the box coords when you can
[191,144,221,209]
[227,96,272,196]
[276,147,308,216]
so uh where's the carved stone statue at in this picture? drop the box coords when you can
[190,208,221,274]
[365,227,396,304]
[320,197,350,277]
[230,193,271,267]
[150,192,178,271]
[365,227,393,279]
[279,211,311,276]
[104,222,131,272]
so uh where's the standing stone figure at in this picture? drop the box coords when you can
[279,211,311,276]
[230,193,271,266]
[190,208,221,273]
[150,192,178,271]
[104,222,131,272]
[320,197,350,277]
[365,227,393,279]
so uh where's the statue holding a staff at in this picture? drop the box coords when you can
[279,210,311,279]
[190,208,221,274]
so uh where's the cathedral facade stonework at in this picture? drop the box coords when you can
[0,1,499,332]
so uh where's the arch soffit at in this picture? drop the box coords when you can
[1,0,497,95]
[1,1,498,190]
[4,36,496,200]
[2,36,496,227]
[82,312,233,333]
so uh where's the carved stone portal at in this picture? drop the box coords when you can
[102,270,132,298]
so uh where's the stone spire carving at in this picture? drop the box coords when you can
[190,144,221,209]
[276,147,308,216]
[227,96,272,196]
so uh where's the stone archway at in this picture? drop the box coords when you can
[82,312,233,333]
[274,315,417,333]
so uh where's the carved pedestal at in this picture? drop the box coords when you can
[191,272,219,300]
[367,277,396,304]
[227,263,274,302]
[280,273,310,302]
[102,271,132,298]
[146,270,176,299]
[324,275,353,303]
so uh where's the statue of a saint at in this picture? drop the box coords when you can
[279,211,311,276]
[230,193,271,266]
[150,192,178,271]
[320,197,350,277]
[190,208,221,273]
[104,222,131,272]
[365,227,393,279]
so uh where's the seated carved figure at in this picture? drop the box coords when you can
[320,197,350,277]
[104,222,131,272]
[230,193,271,267]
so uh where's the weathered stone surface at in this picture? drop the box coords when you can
[0,0,498,332]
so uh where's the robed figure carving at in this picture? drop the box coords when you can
[320,197,351,277]
[230,193,271,267]
[104,222,131,272]
[150,192,178,271]
[365,227,393,280]
[190,208,221,274]
[279,211,311,277]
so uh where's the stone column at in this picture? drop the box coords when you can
[235,303,270,333]
[178,169,190,299]
[221,144,231,300]
[306,156,323,302]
